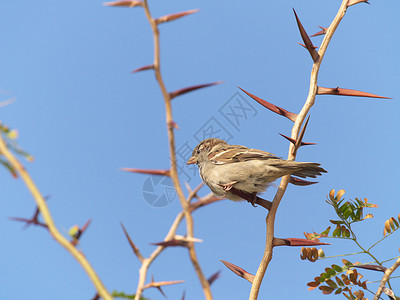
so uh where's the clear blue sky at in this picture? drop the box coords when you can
[0,1,399,299]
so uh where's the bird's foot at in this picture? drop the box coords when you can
[249,193,257,207]
[218,181,238,197]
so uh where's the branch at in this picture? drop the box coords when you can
[249,2,350,299]
[139,2,212,299]
[0,125,112,300]
[373,257,400,300]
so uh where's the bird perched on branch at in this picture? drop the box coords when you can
[187,138,326,202]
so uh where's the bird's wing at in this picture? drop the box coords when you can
[209,146,279,165]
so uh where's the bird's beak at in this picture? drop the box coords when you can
[186,156,197,165]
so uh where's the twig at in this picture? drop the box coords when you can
[0,126,112,300]
[134,187,212,299]
[373,257,400,300]
[140,1,212,299]
[249,1,350,299]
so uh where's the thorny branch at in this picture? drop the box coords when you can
[249,1,351,299]
[136,1,213,299]
[0,126,112,300]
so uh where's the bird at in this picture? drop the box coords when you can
[187,138,326,202]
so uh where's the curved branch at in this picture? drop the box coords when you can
[249,1,350,299]
[140,1,213,299]
[0,128,112,300]
[373,257,400,300]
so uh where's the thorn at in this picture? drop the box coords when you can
[208,270,221,285]
[293,8,319,62]
[188,195,225,212]
[298,43,318,50]
[238,87,297,122]
[155,9,200,25]
[143,276,184,296]
[289,176,318,186]
[279,133,316,146]
[310,26,328,37]
[120,222,144,262]
[295,115,311,152]
[220,260,254,283]
[317,86,391,99]
[151,235,202,247]
[120,168,171,176]
[273,237,330,247]
[169,81,223,100]
[103,1,143,7]
[9,196,51,229]
[131,64,154,73]
[168,120,179,129]
[347,0,370,7]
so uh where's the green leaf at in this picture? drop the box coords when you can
[335,276,344,287]
[332,226,341,237]
[330,220,344,225]
[326,279,338,289]
[111,291,151,300]
[325,267,336,277]
[321,226,331,235]
[332,265,343,273]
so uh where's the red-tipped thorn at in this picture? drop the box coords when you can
[168,120,179,130]
[290,176,318,186]
[169,81,222,100]
[279,133,316,146]
[155,9,200,25]
[103,1,142,7]
[298,43,318,50]
[220,260,254,283]
[131,64,154,73]
[310,26,328,37]
[152,239,188,247]
[143,276,184,296]
[120,222,144,262]
[273,237,330,247]
[293,9,320,62]
[347,0,370,7]
[238,87,297,122]
[120,168,171,176]
[317,86,391,99]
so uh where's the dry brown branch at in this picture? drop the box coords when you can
[140,1,213,299]
[249,1,351,299]
[373,257,400,300]
[0,125,112,300]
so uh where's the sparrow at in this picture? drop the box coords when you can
[187,138,326,202]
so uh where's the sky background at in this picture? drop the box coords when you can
[0,1,399,299]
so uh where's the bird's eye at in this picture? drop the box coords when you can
[196,150,200,154]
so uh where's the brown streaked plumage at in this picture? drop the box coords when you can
[187,138,327,201]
